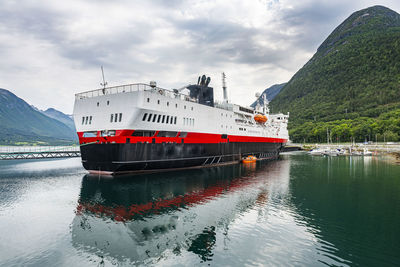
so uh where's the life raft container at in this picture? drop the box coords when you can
[254,114,267,124]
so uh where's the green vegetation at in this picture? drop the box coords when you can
[270,6,400,143]
[0,88,77,145]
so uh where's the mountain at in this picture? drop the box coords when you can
[270,5,400,143]
[251,83,286,108]
[42,108,76,132]
[0,88,77,145]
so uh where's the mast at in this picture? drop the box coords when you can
[222,72,228,102]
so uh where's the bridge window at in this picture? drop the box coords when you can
[166,116,169,124]
[114,113,118,122]
[157,131,178,137]
[119,113,122,122]
[157,114,162,123]
[147,114,152,122]
[174,116,177,124]
[110,114,113,122]
[170,116,174,124]
[142,113,148,121]
[85,116,89,125]
[152,114,157,122]
[89,116,92,124]
[162,115,165,123]
[132,130,155,137]
[81,117,85,125]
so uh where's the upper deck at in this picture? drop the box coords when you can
[75,83,198,103]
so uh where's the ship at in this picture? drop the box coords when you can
[73,74,289,174]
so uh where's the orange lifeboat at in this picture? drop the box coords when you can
[242,155,257,163]
[254,114,267,124]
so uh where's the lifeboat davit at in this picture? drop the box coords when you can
[254,114,267,124]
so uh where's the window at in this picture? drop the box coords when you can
[89,116,92,124]
[166,116,169,124]
[147,98,150,103]
[174,117,177,124]
[147,114,152,122]
[85,116,88,125]
[83,131,97,137]
[191,107,193,111]
[132,130,155,137]
[107,100,110,105]
[239,106,253,114]
[221,134,228,139]
[152,114,157,122]
[81,117,85,125]
[142,113,148,121]
[184,105,186,109]
[101,130,115,137]
[167,102,169,106]
[175,104,178,108]
[179,132,188,138]
[157,131,178,137]
[157,100,160,104]
[119,113,122,122]
[110,114,114,122]
[114,113,118,122]
[157,114,161,123]
[97,102,99,107]
[162,115,165,123]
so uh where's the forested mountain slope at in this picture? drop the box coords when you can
[270,6,400,142]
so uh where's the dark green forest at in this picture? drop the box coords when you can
[270,6,400,143]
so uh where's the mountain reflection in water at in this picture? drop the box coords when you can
[72,160,290,264]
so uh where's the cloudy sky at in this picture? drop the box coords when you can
[1,0,399,114]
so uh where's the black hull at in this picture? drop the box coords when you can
[80,142,284,174]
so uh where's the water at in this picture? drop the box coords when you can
[0,153,399,266]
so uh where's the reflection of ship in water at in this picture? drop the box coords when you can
[72,160,290,264]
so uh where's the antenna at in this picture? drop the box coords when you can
[100,66,108,89]
[222,72,228,102]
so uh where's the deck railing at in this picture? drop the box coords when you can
[75,83,199,104]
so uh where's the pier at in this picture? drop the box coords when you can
[0,146,80,160]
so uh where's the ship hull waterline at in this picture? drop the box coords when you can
[81,141,285,175]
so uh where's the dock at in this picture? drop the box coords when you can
[0,146,80,160]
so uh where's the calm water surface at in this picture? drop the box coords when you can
[0,153,399,266]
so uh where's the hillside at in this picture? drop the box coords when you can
[0,89,77,145]
[250,83,286,108]
[42,108,76,132]
[270,5,400,143]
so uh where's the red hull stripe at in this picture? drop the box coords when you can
[77,130,287,145]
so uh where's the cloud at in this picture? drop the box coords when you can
[0,0,399,113]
